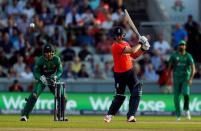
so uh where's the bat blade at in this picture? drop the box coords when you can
[124,9,141,39]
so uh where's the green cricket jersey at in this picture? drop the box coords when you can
[33,55,63,81]
[169,51,194,79]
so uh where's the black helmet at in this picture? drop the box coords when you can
[43,44,55,60]
[113,26,125,37]
[43,44,54,53]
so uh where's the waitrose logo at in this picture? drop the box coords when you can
[89,96,165,111]
[2,95,77,110]
[1,93,201,112]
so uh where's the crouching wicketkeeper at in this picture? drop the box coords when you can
[20,44,67,121]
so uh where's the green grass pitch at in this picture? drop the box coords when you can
[0,115,201,131]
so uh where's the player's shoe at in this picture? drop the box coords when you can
[54,117,68,121]
[185,110,191,120]
[104,115,112,123]
[127,116,136,122]
[176,117,181,121]
[20,116,28,122]
[64,117,69,121]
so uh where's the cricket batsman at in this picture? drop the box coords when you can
[20,44,67,121]
[168,40,196,121]
[104,26,150,122]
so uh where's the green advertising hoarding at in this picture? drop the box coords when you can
[0,92,201,113]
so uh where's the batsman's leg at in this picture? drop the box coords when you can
[104,72,126,122]
[107,94,126,115]
[127,83,142,121]
[107,76,126,116]
[104,94,125,123]
[21,82,45,121]
[126,69,141,122]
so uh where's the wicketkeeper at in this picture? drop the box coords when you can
[20,44,67,121]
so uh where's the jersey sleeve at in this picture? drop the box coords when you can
[168,54,174,66]
[130,49,144,59]
[33,57,43,80]
[55,56,63,79]
[188,53,195,65]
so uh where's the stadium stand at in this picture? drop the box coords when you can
[0,0,200,92]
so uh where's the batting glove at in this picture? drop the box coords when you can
[139,36,150,51]
[40,75,47,85]
[141,41,150,51]
[139,36,148,45]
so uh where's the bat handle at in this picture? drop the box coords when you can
[136,33,141,40]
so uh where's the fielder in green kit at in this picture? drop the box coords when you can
[168,40,195,121]
[20,44,67,121]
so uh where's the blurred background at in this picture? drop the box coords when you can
[0,0,201,116]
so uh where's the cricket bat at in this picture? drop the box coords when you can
[124,9,141,39]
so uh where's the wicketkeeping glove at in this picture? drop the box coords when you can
[40,75,47,85]
[47,75,57,86]
[50,75,57,82]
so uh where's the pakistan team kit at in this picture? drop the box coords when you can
[169,41,195,120]
[21,44,67,121]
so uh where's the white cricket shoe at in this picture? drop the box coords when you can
[176,117,181,121]
[185,110,191,120]
[20,116,28,122]
[127,116,136,122]
[104,115,112,123]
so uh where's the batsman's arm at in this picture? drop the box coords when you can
[130,49,145,59]
[123,43,142,54]
[123,38,150,56]
[55,56,63,79]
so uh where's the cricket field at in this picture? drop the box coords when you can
[0,115,201,131]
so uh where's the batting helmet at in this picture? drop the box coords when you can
[113,26,125,37]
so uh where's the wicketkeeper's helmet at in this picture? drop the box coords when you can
[43,44,55,60]
[43,44,54,53]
